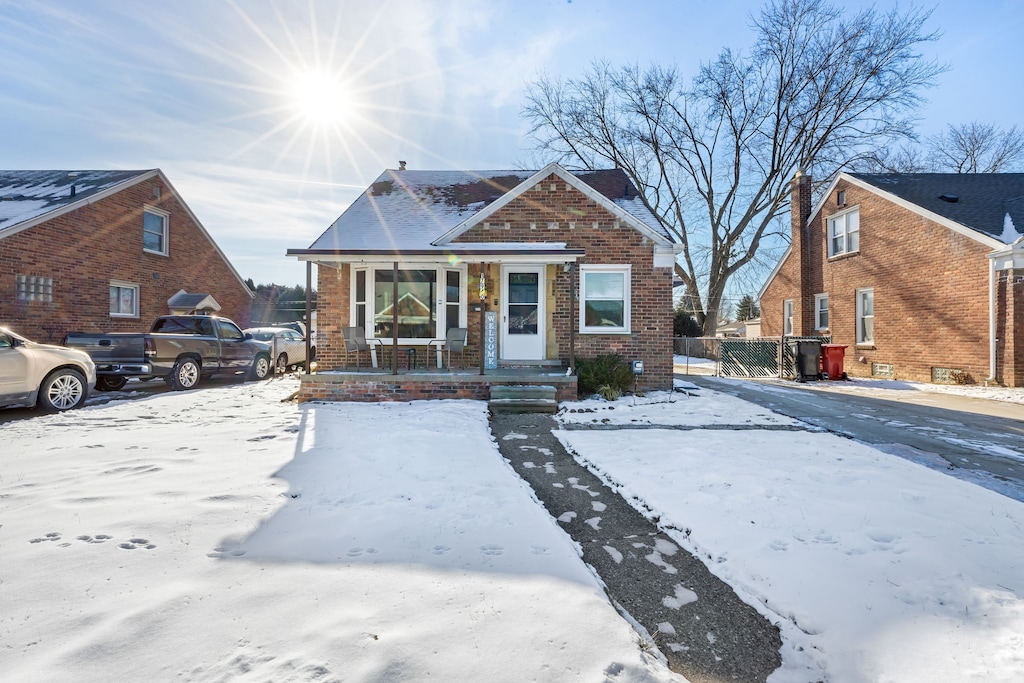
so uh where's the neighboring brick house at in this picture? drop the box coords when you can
[288,163,681,394]
[0,170,253,342]
[759,171,1024,386]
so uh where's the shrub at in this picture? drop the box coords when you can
[673,308,703,337]
[576,354,635,397]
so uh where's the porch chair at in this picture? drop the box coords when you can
[341,326,381,370]
[427,327,468,369]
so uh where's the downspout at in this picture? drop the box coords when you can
[305,261,312,374]
[392,261,399,375]
[986,256,997,384]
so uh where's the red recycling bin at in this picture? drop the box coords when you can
[821,344,847,380]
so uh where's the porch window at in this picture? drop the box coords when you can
[814,293,829,331]
[374,269,437,339]
[856,288,874,345]
[828,207,859,257]
[580,265,630,334]
[444,270,463,331]
[354,269,367,330]
[783,299,793,335]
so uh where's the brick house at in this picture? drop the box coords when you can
[759,171,1024,386]
[0,169,253,342]
[287,163,681,400]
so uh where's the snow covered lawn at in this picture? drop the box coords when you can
[0,378,677,682]
[557,390,1024,682]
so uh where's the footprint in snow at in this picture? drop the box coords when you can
[119,538,157,550]
[431,545,451,555]
[768,539,788,551]
[29,532,62,544]
[479,544,504,556]
[530,546,550,555]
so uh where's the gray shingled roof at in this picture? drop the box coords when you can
[851,173,1024,243]
[0,170,154,234]
[306,167,671,252]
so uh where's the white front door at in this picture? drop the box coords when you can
[501,266,545,360]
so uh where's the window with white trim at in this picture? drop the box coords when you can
[856,288,874,345]
[814,293,829,331]
[580,265,631,334]
[143,206,169,255]
[828,207,859,257]
[783,299,794,335]
[16,275,53,302]
[110,281,140,317]
[351,265,465,341]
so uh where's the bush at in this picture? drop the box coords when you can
[576,354,636,397]
[673,309,703,337]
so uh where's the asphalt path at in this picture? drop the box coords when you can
[683,374,1024,500]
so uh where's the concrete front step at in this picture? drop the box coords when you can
[489,384,558,413]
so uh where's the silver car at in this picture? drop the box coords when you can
[0,327,96,411]
[243,327,311,374]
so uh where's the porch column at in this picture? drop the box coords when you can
[569,262,576,374]
[479,262,486,376]
[392,261,399,375]
[304,261,312,373]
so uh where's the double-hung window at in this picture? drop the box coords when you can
[783,299,794,335]
[580,265,631,334]
[856,288,874,345]
[110,281,139,318]
[814,293,829,331]
[828,207,860,257]
[143,207,169,255]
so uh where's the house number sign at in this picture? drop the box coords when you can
[484,311,498,369]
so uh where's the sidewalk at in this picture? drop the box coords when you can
[490,412,783,683]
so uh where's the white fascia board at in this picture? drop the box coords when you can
[156,170,254,297]
[819,173,1005,250]
[756,244,793,303]
[988,241,1024,270]
[296,253,581,266]
[0,169,159,241]
[432,162,674,247]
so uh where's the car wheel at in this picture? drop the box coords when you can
[38,368,88,411]
[275,353,289,374]
[249,354,272,381]
[168,358,201,391]
[95,375,128,392]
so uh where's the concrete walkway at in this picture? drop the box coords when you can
[490,412,782,683]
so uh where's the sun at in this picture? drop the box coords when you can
[289,70,351,126]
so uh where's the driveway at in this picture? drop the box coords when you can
[684,375,1024,501]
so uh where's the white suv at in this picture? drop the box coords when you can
[0,327,96,411]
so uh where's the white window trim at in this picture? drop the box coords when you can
[814,293,829,331]
[350,263,467,344]
[783,299,794,336]
[856,287,874,345]
[579,264,631,334]
[110,280,140,318]
[143,205,170,256]
[827,205,860,258]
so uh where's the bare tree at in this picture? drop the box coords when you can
[928,122,1024,173]
[852,143,930,173]
[523,0,942,335]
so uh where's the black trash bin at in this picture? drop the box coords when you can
[794,340,822,382]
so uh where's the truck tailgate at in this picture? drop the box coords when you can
[63,333,147,362]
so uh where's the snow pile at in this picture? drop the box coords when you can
[556,389,1024,682]
[0,379,679,682]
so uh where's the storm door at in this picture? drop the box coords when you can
[500,266,545,360]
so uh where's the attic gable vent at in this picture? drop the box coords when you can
[938,193,959,203]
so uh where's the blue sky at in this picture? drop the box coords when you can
[1,0,1022,287]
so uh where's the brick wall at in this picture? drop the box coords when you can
[0,177,252,342]
[762,176,1021,385]
[298,373,577,402]
[455,174,675,391]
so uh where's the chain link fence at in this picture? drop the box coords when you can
[674,336,832,378]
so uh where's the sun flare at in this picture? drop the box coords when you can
[290,70,351,125]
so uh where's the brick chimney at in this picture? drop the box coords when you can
[791,170,813,335]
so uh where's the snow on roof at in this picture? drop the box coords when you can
[0,170,154,234]
[305,168,670,252]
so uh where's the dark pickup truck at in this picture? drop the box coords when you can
[64,315,272,391]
